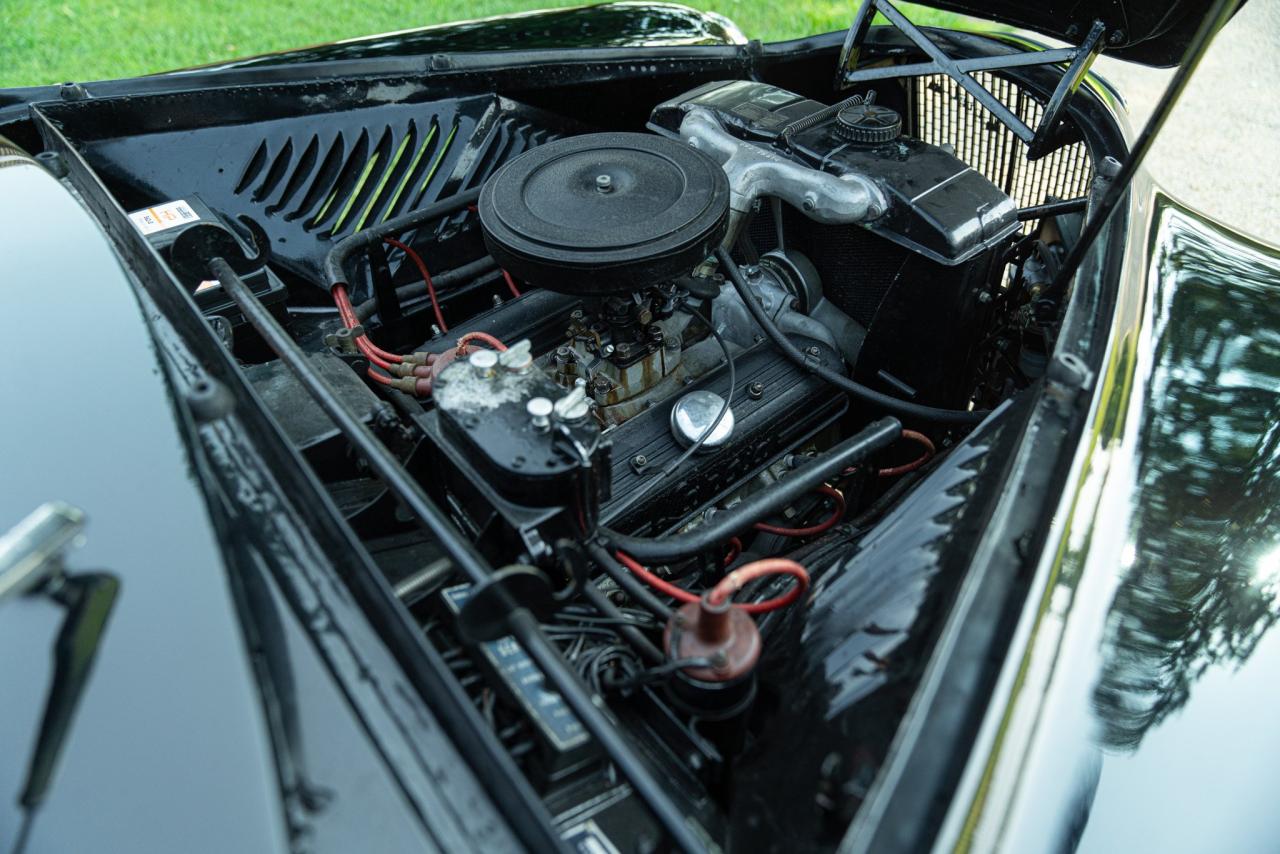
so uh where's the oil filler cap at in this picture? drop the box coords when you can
[670,390,734,450]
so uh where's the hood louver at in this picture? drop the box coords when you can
[52,93,579,287]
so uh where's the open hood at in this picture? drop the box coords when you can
[920,0,1236,65]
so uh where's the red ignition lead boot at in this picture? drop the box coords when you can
[662,558,809,682]
[665,595,762,684]
[386,332,507,392]
[388,349,460,378]
[658,560,807,720]
[385,376,433,395]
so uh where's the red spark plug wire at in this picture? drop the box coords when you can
[752,485,845,538]
[723,537,742,567]
[455,331,508,355]
[842,428,937,478]
[614,552,809,615]
[468,202,522,298]
[383,237,447,333]
[877,429,935,477]
[502,269,522,298]
[708,559,809,611]
[330,284,403,362]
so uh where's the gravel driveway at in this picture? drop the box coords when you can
[1089,0,1280,245]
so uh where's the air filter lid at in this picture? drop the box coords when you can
[479,132,728,295]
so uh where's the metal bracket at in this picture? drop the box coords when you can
[836,0,1106,160]
[0,503,84,605]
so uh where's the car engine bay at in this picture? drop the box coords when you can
[27,25,1121,850]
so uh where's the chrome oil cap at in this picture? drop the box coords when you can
[670,390,734,450]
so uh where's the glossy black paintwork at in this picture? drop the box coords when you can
[0,155,285,853]
[1077,198,1280,850]
[176,2,745,73]
[728,411,1022,852]
[944,194,1280,852]
[909,0,1235,65]
[0,153,519,853]
[2,8,1273,852]
[168,0,1219,72]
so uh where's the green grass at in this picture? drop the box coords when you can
[1,1,989,88]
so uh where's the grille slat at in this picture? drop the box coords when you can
[254,138,293,203]
[307,128,370,232]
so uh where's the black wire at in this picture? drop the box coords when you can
[605,656,715,691]
[542,625,623,641]
[661,308,736,472]
[588,542,676,621]
[602,307,736,523]
[715,248,989,425]
[551,612,656,628]
[555,604,657,626]
[576,643,644,696]
[577,584,665,666]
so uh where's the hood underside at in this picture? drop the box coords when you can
[922,0,1232,65]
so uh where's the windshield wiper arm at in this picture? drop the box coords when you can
[1,503,119,852]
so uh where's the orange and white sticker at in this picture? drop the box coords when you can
[128,200,199,235]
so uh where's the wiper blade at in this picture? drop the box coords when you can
[18,571,120,811]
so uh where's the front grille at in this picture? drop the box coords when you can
[914,71,1094,233]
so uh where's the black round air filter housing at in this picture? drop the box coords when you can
[478,132,729,295]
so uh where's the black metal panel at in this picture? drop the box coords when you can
[40,92,577,286]
[725,410,1016,854]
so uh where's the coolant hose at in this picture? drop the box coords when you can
[600,417,901,562]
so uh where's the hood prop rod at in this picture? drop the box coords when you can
[212,257,706,854]
[1046,0,1241,301]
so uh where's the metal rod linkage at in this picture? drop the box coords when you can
[213,256,704,854]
